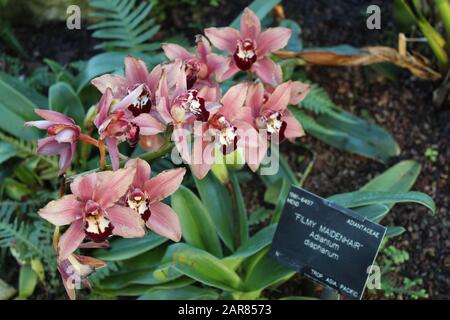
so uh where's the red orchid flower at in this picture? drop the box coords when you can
[124,158,185,242]
[38,166,145,260]
[204,8,291,86]
[162,35,227,99]
[94,87,165,170]
[25,109,81,174]
[243,81,310,171]
[91,56,162,117]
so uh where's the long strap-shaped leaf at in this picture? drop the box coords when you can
[328,191,436,215]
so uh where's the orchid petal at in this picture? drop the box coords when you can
[220,83,248,120]
[34,109,74,125]
[245,82,265,117]
[24,120,52,130]
[125,158,151,189]
[146,202,181,242]
[70,173,97,202]
[132,113,165,136]
[195,35,211,62]
[253,57,282,86]
[95,166,135,207]
[58,144,74,174]
[289,81,311,105]
[216,59,240,82]
[107,205,145,238]
[91,74,129,97]
[240,7,261,40]
[105,137,120,171]
[162,43,193,61]
[37,137,62,155]
[256,27,291,56]
[144,167,186,203]
[148,64,162,93]
[55,128,77,143]
[283,112,305,139]
[94,88,113,128]
[39,195,82,226]
[58,219,85,260]
[111,84,143,112]
[264,81,292,112]
[204,27,240,53]
[124,56,149,84]
[173,126,191,163]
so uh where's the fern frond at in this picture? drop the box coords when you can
[0,131,58,169]
[300,85,336,114]
[89,261,123,286]
[88,0,161,53]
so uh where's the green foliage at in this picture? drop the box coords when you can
[425,147,439,162]
[371,243,429,299]
[88,0,161,53]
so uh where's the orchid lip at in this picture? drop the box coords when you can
[233,39,257,71]
[177,89,210,122]
[257,110,287,141]
[126,188,151,222]
[127,85,152,116]
[83,200,114,242]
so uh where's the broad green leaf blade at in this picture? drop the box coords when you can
[224,224,276,269]
[361,160,421,192]
[0,104,39,140]
[138,286,219,300]
[230,0,281,28]
[243,249,294,292]
[97,268,176,290]
[94,232,167,261]
[328,191,436,215]
[193,172,234,251]
[353,204,390,223]
[0,72,47,108]
[229,170,249,246]
[171,243,243,291]
[0,278,16,300]
[258,146,298,186]
[0,77,37,120]
[49,82,85,125]
[18,265,38,299]
[292,108,400,164]
[386,226,406,238]
[171,186,222,257]
[0,142,16,164]
[280,19,302,52]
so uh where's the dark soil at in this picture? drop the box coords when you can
[276,0,449,299]
[2,0,448,299]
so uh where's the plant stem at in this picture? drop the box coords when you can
[98,139,107,170]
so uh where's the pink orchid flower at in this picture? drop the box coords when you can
[190,83,258,179]
[124,158,185,242]
[91,56,162,117]
[243,81,310,171]
[58,250,106,300]
[204,8,291,86]
[94,87,165,170]
[156,60,221,162]
[39,166,145,260]
[25,109,81,174]
[162,35,226,99]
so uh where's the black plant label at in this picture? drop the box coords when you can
[270,186,386,300]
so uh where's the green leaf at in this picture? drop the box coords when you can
[258,147,298,186]
[3,178,32,200]
[265,178,291,223]
[171,186,222,257]
[0,278,16,300]
[230,0,281,28]
[243,248,294,292]
[94,232,167,261]
[171,243,243,291]
[229,170,249,246]
[0,76,37,120]
[49,82,85,125]
[353,204,390,223]
[18,265,38,299]
[361,160,421,193]
[328,191,436,215]
[0,72,47,108]
[292,108,400,164]
[0,142,16,164]
[0,104,39,141]
[97,268,173,290]
[138,286,219,300]
[193,172,234,251]
[386,226,406,238]
[280,19,302,52]
[224,224,276,269]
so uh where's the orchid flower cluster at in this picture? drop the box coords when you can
[25,8,310,299]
